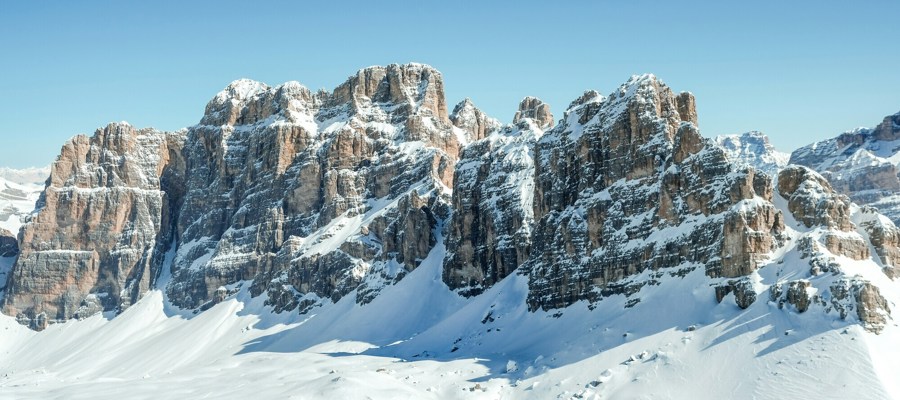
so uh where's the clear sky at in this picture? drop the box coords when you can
[1,1,898,168]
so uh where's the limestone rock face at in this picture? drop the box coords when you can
[1,123,185,329]
[854,207,900,278]
[524,75,784,311]
[0,228,16,257]
[512,97,554,129]
[778,166,854,231]
[855,282,891,333]
[790,111,900,224]
[168,63,459,311]
[443,104,547,296]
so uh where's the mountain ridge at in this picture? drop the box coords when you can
[1,63,898,399]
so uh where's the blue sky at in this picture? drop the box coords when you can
[1,1,898,168]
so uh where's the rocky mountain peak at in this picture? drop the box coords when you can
[202,79,318,127]
[330,63,449,124]
[450,98,500,143]
[513,96,554,129]
[220,78,269,102]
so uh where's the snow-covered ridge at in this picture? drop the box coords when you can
[790,110,900,224]
[0,166,50,186]
[0,167,47,233]
[715,131,789,175]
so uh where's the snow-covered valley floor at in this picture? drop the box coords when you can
[1,248,898,400]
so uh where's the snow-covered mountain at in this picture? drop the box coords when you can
[0,166,50,187]
[714,131,789,175]
[1,65,899,399]
[0,168,46,234]
[791,111,900,225]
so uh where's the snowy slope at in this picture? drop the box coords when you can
[1,208,898,400]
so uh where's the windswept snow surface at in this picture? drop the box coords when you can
[1,235,898,399]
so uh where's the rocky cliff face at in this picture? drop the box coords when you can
[168,63,459,312]
[774,165,897,332]
[441,75,895,333]
[523,75,785,310]
[2,66,897,335]
[790,111,900,224]
[443,99,545,296]
[714,131,789,175]
[1,123,185,329]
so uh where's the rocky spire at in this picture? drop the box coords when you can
[513,96,554,129]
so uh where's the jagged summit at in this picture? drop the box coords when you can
[450,97,500,143]
[512,96,554,129]
[202,63,450,129]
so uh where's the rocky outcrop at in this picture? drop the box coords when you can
[512,97,554,129]
[854,207,900,278]
[790,111,900,224]
[828,279,892,333]
[715,278,757,309]
[1,123,185,329]
[778,166,854,231]
[771,166,897,332]
[0,228,16,257]
[443,99,546,296]
[855,283,891,333]
[785,280,812,312]
[714,131,788,175]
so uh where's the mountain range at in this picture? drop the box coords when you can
[1,63,898,399]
